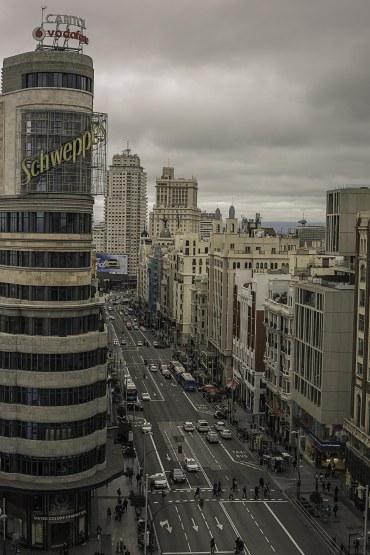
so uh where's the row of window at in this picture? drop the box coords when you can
[0,380,106,406]
[22,72,93,93]
[0,348,107,372]
[0,250,90,268]
[0,314,103,336]
[0,283,92,302]
[0,445,105,476]
[0,212,91,234]
[0,412,106,441]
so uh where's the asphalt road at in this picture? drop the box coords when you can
[107,302,335,555]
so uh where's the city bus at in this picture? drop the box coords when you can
[123,379,138,402]
[179,372,196,392]
[173,367,186,382]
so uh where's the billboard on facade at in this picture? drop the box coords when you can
[96,253,128,275]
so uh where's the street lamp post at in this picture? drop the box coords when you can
[144,473,149,555]
[0,498,7,555]
[363,484,369,555]
[291,430,302,498]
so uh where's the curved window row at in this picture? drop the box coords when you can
[0,412,106,441]
[22,72,93,93]
[0,250,90,268]
[0,445,105,476]
[0,380,106,406]
[0,212,91,234]
[0,348,107,372]
[0,282,92,302]
[0,313,103,336]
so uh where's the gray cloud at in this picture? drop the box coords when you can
[3,0,370,222]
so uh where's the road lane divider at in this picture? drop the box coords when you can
[263,502,306,555]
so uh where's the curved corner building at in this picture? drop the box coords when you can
[0,46,120,548]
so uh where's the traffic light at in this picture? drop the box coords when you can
[178,444,182,454]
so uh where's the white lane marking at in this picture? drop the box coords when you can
[219,502,253,555]
[141,355,165,401]
[162,552,234,554]
[149,432,169,488]
[164,430,192,489]
[219,441,259,470]
[175,506,191,551]
[263,502,306,555]
[183,436,212,487]
[183,392,213,414]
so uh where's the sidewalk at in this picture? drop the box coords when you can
[223,400,369,554]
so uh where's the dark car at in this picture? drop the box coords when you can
[214,409,227,419]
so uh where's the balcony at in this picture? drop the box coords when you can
[344,419,370,450]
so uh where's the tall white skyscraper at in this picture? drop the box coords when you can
[149,166,201,238]
[105,148,147,275]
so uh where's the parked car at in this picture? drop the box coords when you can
[162,369,171,379]
[206,431,220,444]
[171,468,186,483]
[183,421,195,432]
[184,458,199,472]
[150,364,158,372]
[142,392,151,401]
[197,420,210,433]
[220,428,232,439]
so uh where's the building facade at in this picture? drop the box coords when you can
[149,166,200,238]
[105,148,147,275]
[264,279,295,442]
[92,221,106,252]
[0,40,120,549]
[199,209,222,240]
[293,278,354,468]
[207,207,298,385]
[344,212,370,507]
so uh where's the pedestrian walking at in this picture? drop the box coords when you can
[354,538,360,554]
[117,488,122,497]
[254,486,259,500]
[242,486,247,499]
[315,472,319,481]
[333,503,338,519]
[259,476,264,489]
[107,506,111,518]
[210,537,215,554]
[319,472,324,482]
[229,488,234,501]
[321,481,326,492]
[327,481,331,492]
[123,497,128,513]
[232,477,237,492]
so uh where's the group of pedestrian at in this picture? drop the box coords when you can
[253,477,270,500]
[110,490,128,521]
[116,537,130,555]
[212,481,223,498]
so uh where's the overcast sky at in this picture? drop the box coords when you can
[2,0,370,222]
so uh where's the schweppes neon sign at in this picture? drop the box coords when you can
[21,122,106,184]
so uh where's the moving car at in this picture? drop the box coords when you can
[214,421,226,431]
[214,409,227,419]
[160,364,169,372]
[137,340,143,347]
[150,473,167,490]
[141,421,152,433]
[133,325,139,331]
[196,420,210,433]
[142,392,151,401]
[150,364,158,372]
[162,369,171,379]
[220,428,232,439]
[113,339,119,346]
[206,431,220,444]
[171,468,186,483]
[184,458,199,472]
[153,341,159,348]
[121,339,127,345]
[183,421,195,432]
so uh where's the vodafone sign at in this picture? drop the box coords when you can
[32,13,89,49]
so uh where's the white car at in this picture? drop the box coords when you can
[220,428,232,439]
[150,473,167,490]
[113,339,119,346]
[142,392,151,401]
[184,457,199,472]
[183,421,195,432]
[206,431,220,444]
[137,340,143,347]
[150,364,158,372]
[214,421,226,431]
[197,420,210,433]
[141,421,152,433]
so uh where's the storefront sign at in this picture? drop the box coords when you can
[34,509,86,522]
[21,122,106,184]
